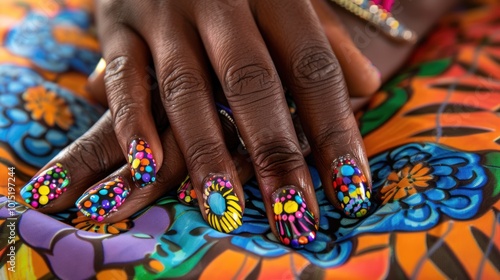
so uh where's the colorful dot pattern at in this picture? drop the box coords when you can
[203,175,242,233]
[128,139,156,188]
[177,175,198,206]
[20,163,70,209]
[272,187,317,248]
[332,155,372,218]
[76,177,130,222]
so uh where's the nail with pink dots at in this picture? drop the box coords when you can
[20,163,70,209]
[272,186,318,248]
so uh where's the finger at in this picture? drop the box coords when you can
[96,14,161,188]
[76,127,186,223]
[178,109,312,206]
[311,0,381,97]
[255,0,373,218]
[133,8,245,234]
[195,3,318,248]
[19,111,124,211]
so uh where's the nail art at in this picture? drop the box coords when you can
[76,177,130,222]
[332,154,372,218]
[20,163,70,209]
[272,186,317,248]
[128,139,157,187]
[177,175,198,206]
[203,174,242,233]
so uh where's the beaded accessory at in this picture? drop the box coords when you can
[329,0,417,43]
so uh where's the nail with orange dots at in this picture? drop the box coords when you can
[128,138,157,187]
[76,177,130,222]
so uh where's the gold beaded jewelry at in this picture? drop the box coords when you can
[329,0,417,43]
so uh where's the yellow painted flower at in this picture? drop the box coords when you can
[23,86,74,129]
[378,163,433,205]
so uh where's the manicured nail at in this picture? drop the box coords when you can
[272,186,317,248]
[177,175,198,206]
[128,138,157,187]
[203,174,242,233]
[332,154,372,218]
[20,163,70,209]
[76,177,130,222]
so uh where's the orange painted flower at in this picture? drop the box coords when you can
[23,86,74,129]
[378,162,433,205]
[71,212,132,235]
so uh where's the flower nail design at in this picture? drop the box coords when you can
[332,154,371,218]
[20,163,70,208]
[203,174,242,233]
[76,177,130,222]
[128,139,156,187]
[272,186,317,248]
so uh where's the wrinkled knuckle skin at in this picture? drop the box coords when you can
[185,140,226,174]
[252,138,304,178]
[112,101,145,134]
[104,56,137,90]
[161,67,209,104]
[314,120,355,154]
[291,46,343,91]
[66,134,115,176]
[224,62,278,98]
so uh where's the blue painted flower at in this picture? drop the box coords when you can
[5,10,100,74]
[0,65,102,167]
[342,143,486,238]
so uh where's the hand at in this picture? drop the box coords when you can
[22,0,376,249]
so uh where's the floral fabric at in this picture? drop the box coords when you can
[0,0,499,279]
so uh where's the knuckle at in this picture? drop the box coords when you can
[104,55,138,89]
[66,136,111,175]
[111,101,144,132]
[291,45,343,90]
[224,62,279,98]
[161,67,209,104]
[314,118,356,154]
[252,137,304,178]
[185,139,226,174]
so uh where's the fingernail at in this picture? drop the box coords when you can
[76,177,130,222]
[203,174,242,233]
[128,138,157,187]
[177,175,198,206]
[332,154,372,218]
[272,186,317,248]
[20,163,70,209]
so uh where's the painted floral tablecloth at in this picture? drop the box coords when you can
[0,0,499,279]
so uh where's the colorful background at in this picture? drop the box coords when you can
[0,0,499,279]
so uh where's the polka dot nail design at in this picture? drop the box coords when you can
[332,154,372,218]
[177,175,198,206]
[128,139,156,187]
[203,174,242,233]
[272,186,317,248]
[76,177,130,222]
[20,163,70,209]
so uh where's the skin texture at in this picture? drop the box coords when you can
[21,0,457,247]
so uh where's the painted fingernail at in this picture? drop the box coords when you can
[76,177,130,222]
[203,174,242,233]
[272,186,317,248]
[332,154,372,218]
[177,175,198,206]
[128,138,157,187]
[20,163,70,209]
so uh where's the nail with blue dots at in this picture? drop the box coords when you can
[76,177,130,222]
[128,138,157,187]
